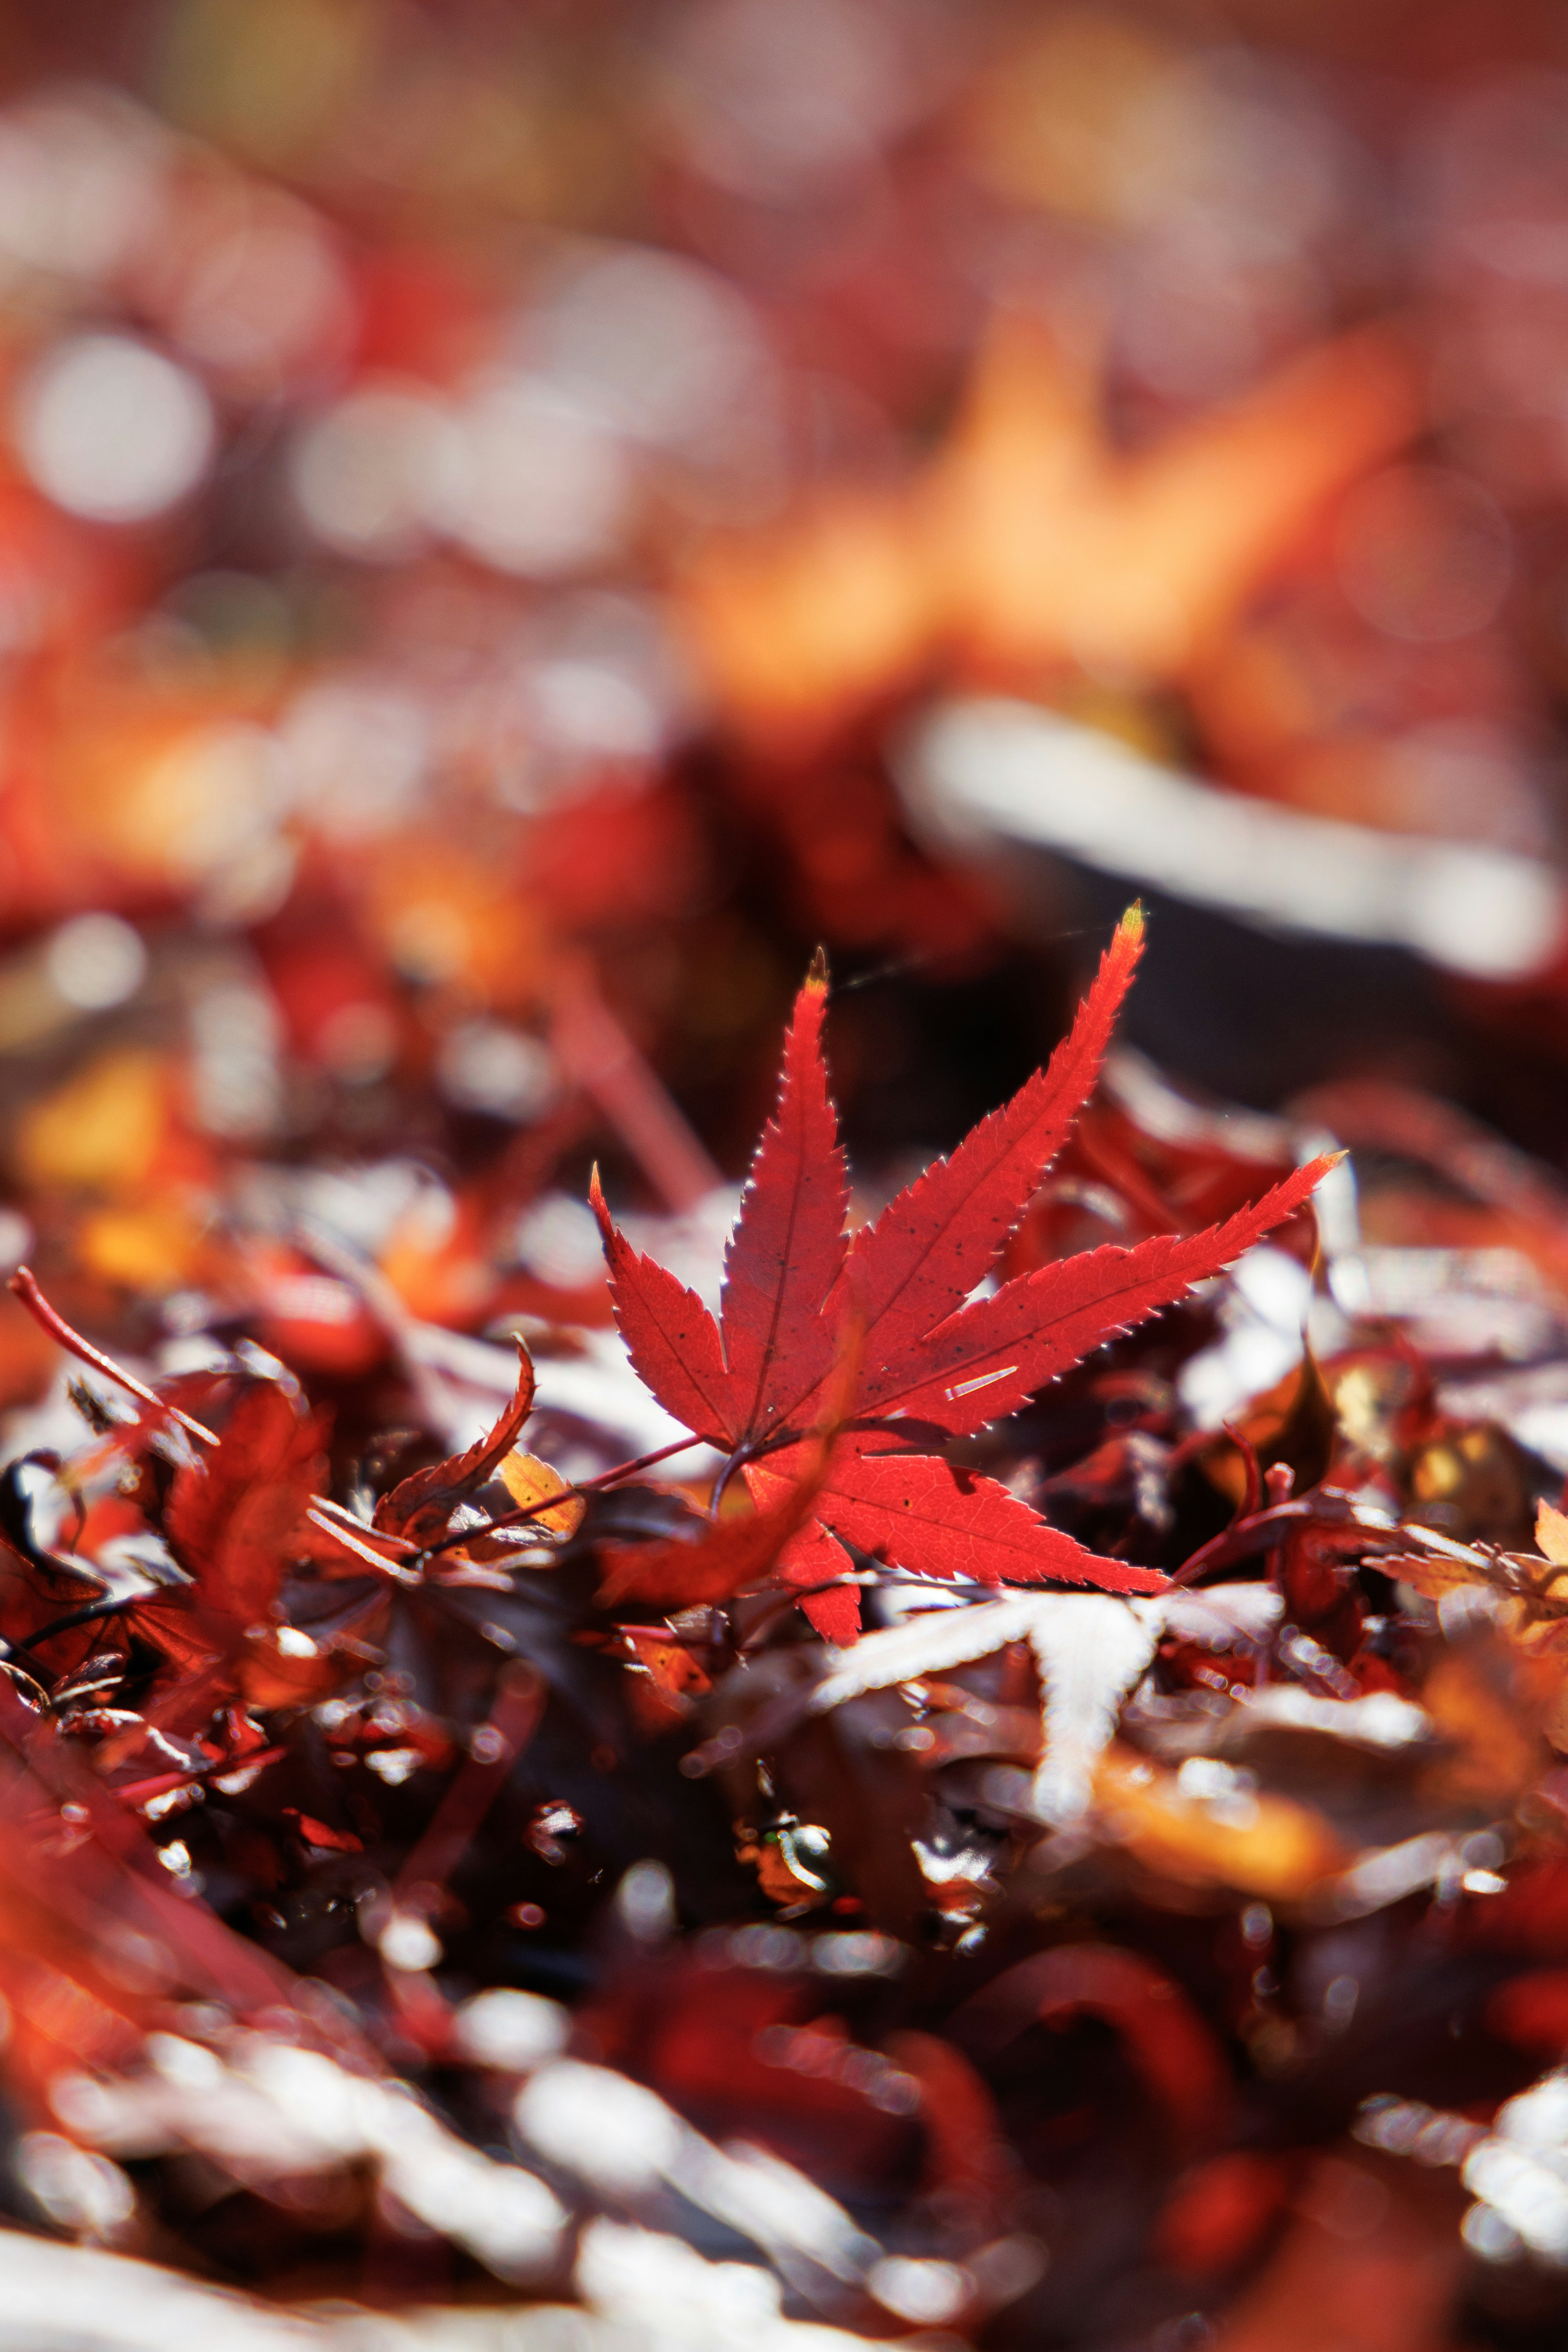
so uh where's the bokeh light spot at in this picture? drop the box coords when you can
[16,333,216,522]
[45,914,147,1010]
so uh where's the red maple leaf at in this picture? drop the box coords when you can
[592,910,1335,1641]
[129,1377,332,1726]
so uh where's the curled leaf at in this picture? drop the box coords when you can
[374,1343,536,1543]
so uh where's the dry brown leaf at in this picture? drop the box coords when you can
[1393,1512,1568,1748]
[497,1450,586,1539]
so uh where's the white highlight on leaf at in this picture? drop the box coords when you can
[377,1913,442,1972]
[809,1588,1160,1825]
[53,2034,566,2283]
[0,2222,874,2348]
[515,2060,687,2196]
[16,2131,135,2236]
[806,1579,1432,1835]
[868,2254,971,2324]
[944,1364,1019,1401]
[1228,1685,1430,1751]
[1024,1594,1164,1826]
[17,333,216,521]
[1312,1830,1459,1922]
[516,2058,911,2306]
[45,913,147,1010]
[1463,2071,1568,2265]
[574,2217,869,2347]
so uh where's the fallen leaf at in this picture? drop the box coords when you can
[374,1343,536,1544]
[497,1450,586,1540]
[595,911,1334,1637]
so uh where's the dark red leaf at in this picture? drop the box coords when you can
[719,951,848,1443]
[590,1168,736,1446]
[164,1379,327,1632]
[839,905,1143,1375]
[599,1428,830,1613]
[374,1343,536,1542]
[854,1154,1335,1436]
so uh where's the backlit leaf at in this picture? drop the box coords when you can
[497,1450,585,1540]
[595,916,1332,1636]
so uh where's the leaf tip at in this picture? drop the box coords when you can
[806,944,830,994]
[587,1163,613,1239]
[1117,902,1145,948]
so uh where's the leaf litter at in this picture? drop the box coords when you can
[6,918,1568,2347]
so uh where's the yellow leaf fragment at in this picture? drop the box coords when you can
[79,1202,205,1292]
[497,1450,585,1539]
[1419,1645,1551,1806]
[1398,1522,1568,1646]
[1095,1746,1346,1901]
[16,1051,168,1195]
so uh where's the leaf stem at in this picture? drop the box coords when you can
[707,1444,753,1523]
[8,1269,218,1448]
[415,1432,705,1564]
[2,1592,140,1664]
[734,1572,875,1650]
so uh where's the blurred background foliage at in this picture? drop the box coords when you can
[0,0,1564,1413]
